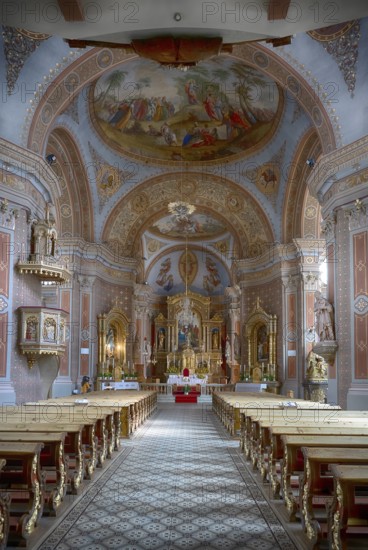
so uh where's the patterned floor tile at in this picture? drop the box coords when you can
[35,403,297,550]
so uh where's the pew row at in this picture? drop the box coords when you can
[327,464,368,550]
[0,443,44,547]
[300,447,368,549]
[212,391,340,436]
[24,389,158,438]
[247,410,368,480]
[235,398,368,549]
[0,432,67,517]
[0,390,157,546]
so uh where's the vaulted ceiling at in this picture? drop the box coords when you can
[1,3,367,297]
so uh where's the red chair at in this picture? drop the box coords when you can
[182,368,190,377]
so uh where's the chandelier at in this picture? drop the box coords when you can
[168,201,196,220]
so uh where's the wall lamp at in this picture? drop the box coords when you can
[46,154,57,165]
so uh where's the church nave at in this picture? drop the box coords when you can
[30,403,298,550]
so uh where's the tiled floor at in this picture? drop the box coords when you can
[33,403,298,550]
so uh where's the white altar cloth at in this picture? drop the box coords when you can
[102,381,139,390]
[167,375,207,385]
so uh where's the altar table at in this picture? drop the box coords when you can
[101,381,139,390]
[167,375,207,385]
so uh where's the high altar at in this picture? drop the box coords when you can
[154,291,224,383]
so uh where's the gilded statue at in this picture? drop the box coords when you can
[306,350,328,380]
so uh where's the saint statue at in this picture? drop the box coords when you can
[234,332,240,358]
[212,330,219,349]
[314,291,335,341]
[158,329,165,350]
[225,336,231,359]
[306,350,328,380]
[106,327,115,357]
[144,338,151,359]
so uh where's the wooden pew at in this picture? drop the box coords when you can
[265,424,368,502]
[0,421,87,489]
[252,410,368,475]
[0,442,44,547]
[31,390,158,439]
[327,464,368,550]
[2,407,106,474]
[0,459,10,550]
[241,405,344,469]
[240,403,345,452]
[20,403,114,466]
[213,392,282,435]
[300,447,368,548]
[278,433,368,520]
[0,432,67,517]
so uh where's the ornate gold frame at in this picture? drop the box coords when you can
[97,306,129,374]
[244,298,277,380]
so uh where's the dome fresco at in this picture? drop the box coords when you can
[90,56,281,164]
[150,212,227,240]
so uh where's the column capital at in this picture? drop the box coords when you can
[77,275,95,289]
[345,198,368,231]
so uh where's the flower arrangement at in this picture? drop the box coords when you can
[196,364,209,375]
[125,372,138,380]
[98,372,113,379]
[167,364,180,374]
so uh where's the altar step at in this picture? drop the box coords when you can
[156,393,212,403]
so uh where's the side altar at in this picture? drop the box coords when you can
[154,291,224,383]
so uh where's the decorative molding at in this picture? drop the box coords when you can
[307,135,368,207]
[77,275,96,289]
[0,198,18,229]
[317,21,360,96]
[301,271,319,291]
[321,212,336,242]
[2,26,49,94]
[346,199,368,231]
[354,295,368,315]
[0,296,8,312]
[103,172,273,259]
[281,273,299,290]
[0,137,62,202]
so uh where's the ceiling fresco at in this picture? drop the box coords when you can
[90,56,281,164]
[150,212,227,240]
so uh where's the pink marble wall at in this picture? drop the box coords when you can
[353,231,368,379]
[10,211,43,403]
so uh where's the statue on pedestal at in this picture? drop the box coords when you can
[306,350,328,380]
[314,291,335,341]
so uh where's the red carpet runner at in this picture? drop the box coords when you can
[175,395,198,403]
